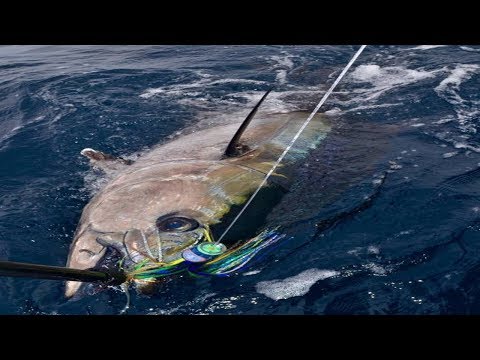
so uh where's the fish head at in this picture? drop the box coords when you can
[65,174,221,297]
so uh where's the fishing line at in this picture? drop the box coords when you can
[215,45,367,244]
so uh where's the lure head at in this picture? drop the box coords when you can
[182,242,227,263]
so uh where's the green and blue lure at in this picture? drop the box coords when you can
[126,229,286,282]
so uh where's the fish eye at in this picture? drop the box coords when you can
[156,216,199,233]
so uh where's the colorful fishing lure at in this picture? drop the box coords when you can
[127,229,286,281]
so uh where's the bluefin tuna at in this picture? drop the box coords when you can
[65,90,331,297]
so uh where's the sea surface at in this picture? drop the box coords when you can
[1,45,480,314]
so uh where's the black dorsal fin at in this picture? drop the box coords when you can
[224,89,272,158]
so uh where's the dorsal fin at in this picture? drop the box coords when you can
[224,89,272,158]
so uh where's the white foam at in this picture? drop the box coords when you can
[139,77,265,99]
[255,269,339,300]
[454,142,480,153]
[341,102,404,114]
[432,117,455,125]
[442,151,458,158]
[243,270,261,276]
[433,64,480,133]
[269,54,295,85]
[223,90,303,114]
[276,70,288,85]
[363,263,387,275]
[324,107,342,115]
[270,54,294,70]
[460,46,480,52]
[435,64,479,93]
[367,246,380,255]
[139,88,165,99]
[209,78,264,86]
[347,248,361,255]
[406,45,447,50]
[348,64,439,101]
[351,65,435,84]
[389,161,403,170]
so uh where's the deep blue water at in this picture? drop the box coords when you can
[1,45,480,314]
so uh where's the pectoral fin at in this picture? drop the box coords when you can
[81,148,133,173]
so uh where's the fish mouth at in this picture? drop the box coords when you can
[94,227,205,274]
[65,219,208,298]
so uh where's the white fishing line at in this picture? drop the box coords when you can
[216,45,367,244]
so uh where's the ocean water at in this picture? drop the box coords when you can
[1,45,480,314]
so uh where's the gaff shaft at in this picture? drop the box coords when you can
[0,260,126,284]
